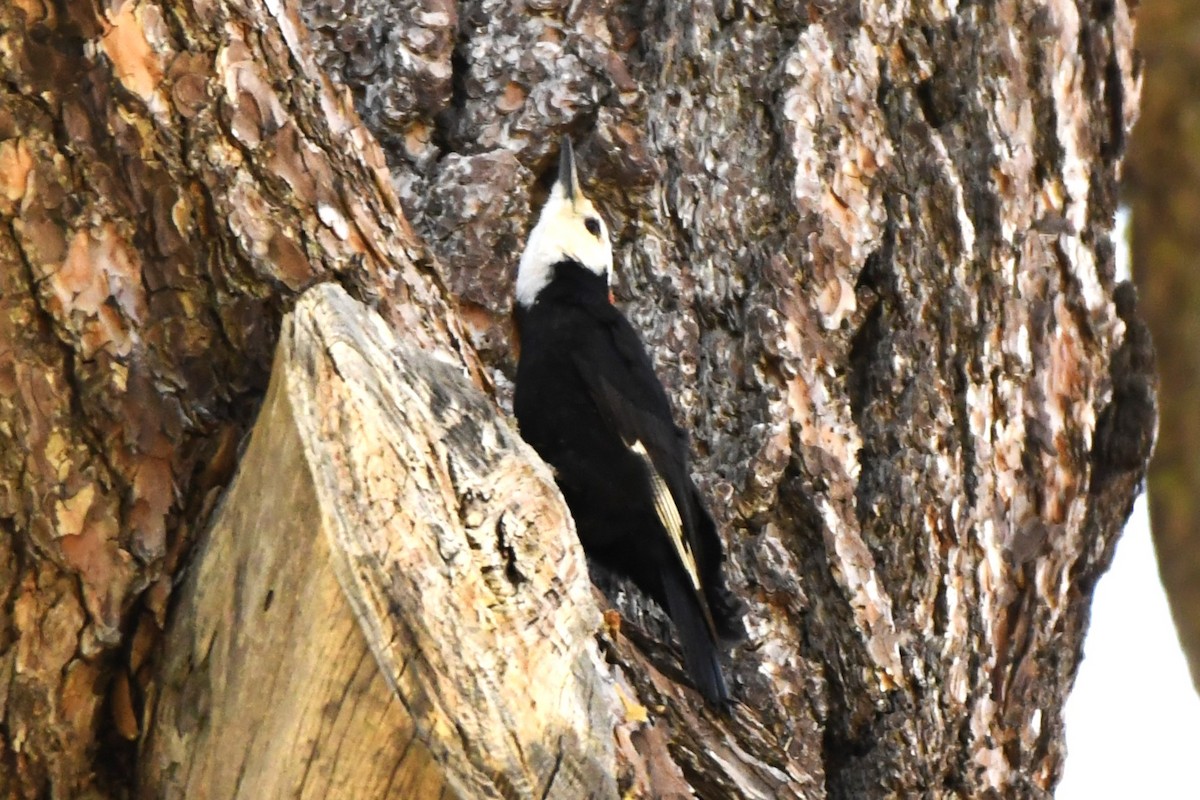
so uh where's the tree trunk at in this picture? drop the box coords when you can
[1125,0,1200,694]
[0,0,1150,798]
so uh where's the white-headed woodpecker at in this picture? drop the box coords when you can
[513,137,743,707]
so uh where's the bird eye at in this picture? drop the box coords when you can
[584,217,601,237]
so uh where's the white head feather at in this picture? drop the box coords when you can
[515,139,613,308]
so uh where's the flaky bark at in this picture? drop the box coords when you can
[304,1,1149,794]
[1125,0,1200,693]
[0,0,473,795]
[0,0,1151,798]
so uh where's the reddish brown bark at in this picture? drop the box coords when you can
[0,0,1151,797]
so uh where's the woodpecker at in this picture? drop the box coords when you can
[513,137,743,707]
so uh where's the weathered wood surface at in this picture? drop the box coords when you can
[141,284,617,799]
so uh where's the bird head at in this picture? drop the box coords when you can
[515,137,613,307]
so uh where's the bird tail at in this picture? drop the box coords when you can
[661,567,730,708]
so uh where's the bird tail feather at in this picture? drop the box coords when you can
[661,567,729,708]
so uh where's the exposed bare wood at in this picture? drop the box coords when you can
[141,284,618,799]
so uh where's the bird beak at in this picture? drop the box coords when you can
[557,136,579,203]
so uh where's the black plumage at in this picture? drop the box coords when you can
[513,145,742,706]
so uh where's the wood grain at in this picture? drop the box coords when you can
[141,284,618,799]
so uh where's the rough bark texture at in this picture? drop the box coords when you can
[304,0,1150,795]
[1125,0,1200,693]
[0,0,474,795]
[0,0,1153,798]
[141,284,616,799]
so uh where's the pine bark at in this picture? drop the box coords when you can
[0,0,1150,799]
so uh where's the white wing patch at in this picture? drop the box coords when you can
[628,440,702,593]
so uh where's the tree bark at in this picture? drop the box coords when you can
[0,0,474,795]
[1125,0,1200,693]
[0,0,1151,798]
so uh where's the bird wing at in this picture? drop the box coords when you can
[571,316,709,602]
[627,438,702,593]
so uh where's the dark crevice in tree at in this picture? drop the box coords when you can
[820,688,881,800]
[846,298,886,431]
[538,737,565,800]
[911,21,964,133]
[432,44,471,160]
[1102,40,1127,160]
[1091,282,1157,483]
[1027,13,1067,188]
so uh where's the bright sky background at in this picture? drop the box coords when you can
[1058,207,1200,797]
[1058,495,1200,798]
